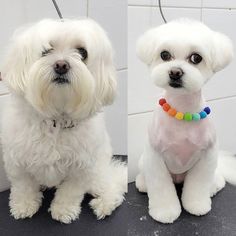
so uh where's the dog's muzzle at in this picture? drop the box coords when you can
[168,67,184,88]
[52,60,70,84]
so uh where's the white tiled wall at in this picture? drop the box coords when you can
[0,0,127,192]
[128,1,236,182]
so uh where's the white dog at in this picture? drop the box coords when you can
[1,18,127,224]
[135,18,236,223]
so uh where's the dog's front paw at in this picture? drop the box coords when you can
[50,201,81,224]
[90,196,123,220]
[182,197,211,216]
[135,174,147,193]
[149,201,181,224]
[10,197,41,220]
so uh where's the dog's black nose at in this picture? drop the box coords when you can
[169,67,183,81]
[53,60,70,75]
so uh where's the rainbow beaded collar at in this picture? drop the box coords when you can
[159,98,211,121]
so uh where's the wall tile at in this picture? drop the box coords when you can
[88,0,127,70]
[128,97,236,182]
[105,70,127,155]
[0,1,26,65]
[23,0,87,22]
[128,0,201,7]
[0,95,10,191]
[203,0,236,9]
[209,97,236,153]
[202,9,236,100]
[128,6,201,114]
[0,82,9,96]
[128,0,157,6]
[0,0,87,65]
[128,112,151,182]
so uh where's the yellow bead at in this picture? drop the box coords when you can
[175,112,184,120]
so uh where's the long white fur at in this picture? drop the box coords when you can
[135,18,236,224]
[1,18,127,224]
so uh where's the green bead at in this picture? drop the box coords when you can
[184,112,192,121]
[192,113,201,121]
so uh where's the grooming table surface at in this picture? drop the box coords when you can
[127,183,236,236]
[0,182,236,236]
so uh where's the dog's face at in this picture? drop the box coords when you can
[2,19,116,119]
[137,19,233,94]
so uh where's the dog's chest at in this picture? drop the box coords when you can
[149,110,216,174]
[9,123,93,187]
[25,131,86,187]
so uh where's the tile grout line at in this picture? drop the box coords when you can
[86,0,89,17]
[206,95,236,102]
[200,0,203,21]
[0,92,10,97]
[128,4,236,10]
[117,67,128,72]
[128,110,153,116]
[128,95,236,116]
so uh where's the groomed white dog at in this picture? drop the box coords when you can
[1,18,127,224]
[136,18,236,223]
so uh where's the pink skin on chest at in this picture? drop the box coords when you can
[148,91,216,182]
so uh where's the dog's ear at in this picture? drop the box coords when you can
[136,29,157,65]
[211,32,234,72]
[88,20,117,106]
[1,32,31,94]
[95,56,117,106]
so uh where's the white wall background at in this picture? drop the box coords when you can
[128,0,236,182]
[0,0,127,191]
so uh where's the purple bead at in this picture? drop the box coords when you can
[204,107,211,115]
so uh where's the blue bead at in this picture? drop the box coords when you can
[204,107,211,115]
[199,111,207,119]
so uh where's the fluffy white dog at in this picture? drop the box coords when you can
[1,18,127,224]
[135,18,236,223]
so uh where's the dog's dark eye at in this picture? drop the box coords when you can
[77,48,88,60]
[42,48,53,57]
[189,53,202,64]
[160,51,172,61]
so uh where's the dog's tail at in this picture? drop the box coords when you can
[217,151,236,185]
[110,159,128,193]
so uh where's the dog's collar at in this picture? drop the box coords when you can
[159,98,211,121]
[43,119,78,129]
[52,119,77,129]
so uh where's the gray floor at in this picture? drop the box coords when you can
[0,156,128,236]
[0,188,128,236]
[0,175,236,235]
[127,183,236,236]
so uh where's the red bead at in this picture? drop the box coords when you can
[163,103,171,112]
[159,98,166,106]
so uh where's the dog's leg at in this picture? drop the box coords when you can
[89,190,124,220]
[135,155,147,193]
[9,172,42,219]
[182,147,217,215]
[89,160,126,219]
[136,173,147,193]
[210,170,225,197]
[50,178,86,224]
[144,144,181,223]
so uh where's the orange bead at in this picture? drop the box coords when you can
[168,108,177,116]
[163,103,171,112]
